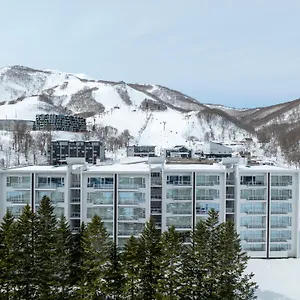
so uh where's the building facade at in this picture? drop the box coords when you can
[0,157,299,258]
[127,145,156,157]
[34,114,87,132]
[48,140,105,165]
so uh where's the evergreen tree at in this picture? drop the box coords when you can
[122,236,140,300]
[101,242,125,299]
[218,220,258,300]
[138,217,162,300]
[0,210,16,299]
[78,215,110,299]
[53,215,73,299]
[203,209,224,300]
[157,226,184,300]
[70,222,86,288]
[35,196,58,299]
[14,205,39,300]
[182,219,209,300]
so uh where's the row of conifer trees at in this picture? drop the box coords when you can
[0,196,258,299]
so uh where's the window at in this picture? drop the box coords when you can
[166,175,191,186]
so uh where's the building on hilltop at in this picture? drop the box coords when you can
[48,140,105,165]
[126,145,156,157]
[34,114,87,132]
[0,156,299,258]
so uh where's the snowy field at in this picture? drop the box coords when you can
[249,259,300,300]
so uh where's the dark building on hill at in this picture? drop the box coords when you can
[35,114,87,132]
[48,140,105,165]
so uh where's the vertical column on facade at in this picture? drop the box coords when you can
[266,172,271,258]
[113,174,118,243]
[192,172,196,230]
[31,172,35,213]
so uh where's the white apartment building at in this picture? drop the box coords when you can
[0,157,299,258]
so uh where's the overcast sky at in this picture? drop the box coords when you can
[0,0,299,108]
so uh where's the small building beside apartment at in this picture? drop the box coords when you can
[165,145,192,158]
[127,145,156,157]
[202,142,232,158]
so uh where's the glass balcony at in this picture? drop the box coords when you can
[167,209,191,215]
[71,212,81,218]
[8,198,30,204]
[242,237,266,243]
[167,181,191,186]
[243,210,266,215]
[242,224,266,229]
[151,178,162,186]
[196,195,215,201]
[151,208,162,214]
[226,207,234,213]
[246,196,266,201]
[271,196,290,201]
[196,181,219,186]
[270,223,290,228]
[71,197,81,203]
[271,210,290,214]
[270,237,289,242]
[119,199,138,205]
[242,244,265,251]
[8,183,31,189]
[88,183,113,189]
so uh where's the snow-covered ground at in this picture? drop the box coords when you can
[249,259,300,300]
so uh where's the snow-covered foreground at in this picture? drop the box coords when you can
[248,259,300,300]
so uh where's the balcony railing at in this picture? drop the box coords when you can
[118,215,140,221]
[151,178,162,186]
[8,198,30,204]
[71,212,81,218]
[196,196,216,201]
[271,210,290,214]
[243,210,266,215]
[71,182,80,188]
[37,183,58,189]
[71,197,81,203]
[119,184,144,189]
[167,209,191,215]
[87,214,113,220]
[196,181,219,186]
[243,224,266,229]
[271,224,290,228]
[271,182,292,186]
[271,196,290,201]
[226,207,234,213]
[119,199,138,205]
[226,194,235,199]
[243,238,266,243]
[7,183,31,189]
[151,208,162,214]
[118,230,140,236]
[151,195,162,200]
[168,224,191,229]
[169,196,192,201]
[88,183,113,189]
[226,179,235,185]
[246,196,266,201]
[270,237,289,242]
[241,182,266,186]
[71,227,80,233]
[167,181,191,186]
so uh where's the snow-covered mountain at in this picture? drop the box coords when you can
[0,65,254,147]
[0,65,298,165]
